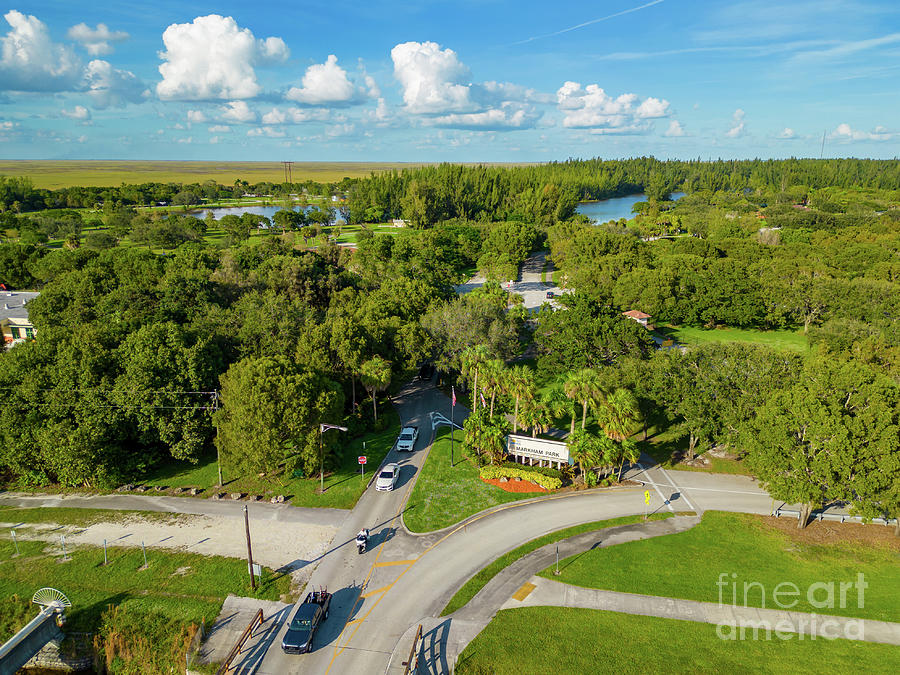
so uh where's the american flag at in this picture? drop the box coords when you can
[451,386,456,407]
[480,392,487,408]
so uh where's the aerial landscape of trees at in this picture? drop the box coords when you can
[0,156,897,530]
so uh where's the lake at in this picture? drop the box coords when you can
[576,192,685,223]
[193,204,346,225]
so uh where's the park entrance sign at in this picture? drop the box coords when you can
[507,434,569,468]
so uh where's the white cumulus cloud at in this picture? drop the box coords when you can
[0,10,82,91]
[61,105,91,121]
[830,122,894,141]
[391,41,542,130]
[261,107,331,125]
[726,108,746,138]
[220,100,257,123]
[67,22,129,56]
[85,59,145,108]
[664,120,685,137]
[208,124,231,132]
[391,41,474,114]
[432,105,538,131]
[286,55,362,106]
[556,82,665,132]
[778,127,795,139]
[636,96,670,118]
[157,15,289,101]
[187,110,207,123]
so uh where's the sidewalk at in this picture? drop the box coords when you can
[503,577,900,645]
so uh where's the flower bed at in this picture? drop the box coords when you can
[481,478,547,493]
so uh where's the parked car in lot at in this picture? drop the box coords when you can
[282,589,331,654]
[375,463,400,491]
[395,426,418,452]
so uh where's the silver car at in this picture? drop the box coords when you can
[375,463,399,492]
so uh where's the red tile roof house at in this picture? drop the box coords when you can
[622,309,652,328]
[0,291,39,348]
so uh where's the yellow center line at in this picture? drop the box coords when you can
[374,559,417,567]
[360,584,393,599]
[325,471,422,673]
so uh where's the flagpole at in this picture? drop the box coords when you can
[450,386,455,467]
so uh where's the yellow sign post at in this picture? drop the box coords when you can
[644,490,650,520]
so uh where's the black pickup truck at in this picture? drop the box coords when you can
[281,589,331,654]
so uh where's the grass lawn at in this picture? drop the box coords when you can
[663,323,809,352]
[456,607,900,675]
[638,412,753,475]
[403,430,545,533]
[539,511,900,623]
[441,513,673,616]
[0,506,185,527]
[0,532,290,672]
[143,406,401,510]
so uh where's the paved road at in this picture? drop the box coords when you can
[0,492,349,528]
[256,376,467,674]
[253,428,776,674]
[455,250,566,313]
[511,249,567,312]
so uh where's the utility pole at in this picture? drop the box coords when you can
[212,390,223,487]
[244,505,256,591]
[319,423,349,493]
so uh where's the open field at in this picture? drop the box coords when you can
[662,323,810,352]
[456,607,900,674]
[0,160,534,189]
[0,160,418,189]
[404,430,544,533]
[539,511,900,622]
[441,513,672,616]
[0,532,289,671]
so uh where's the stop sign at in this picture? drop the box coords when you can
[358,456,367,464]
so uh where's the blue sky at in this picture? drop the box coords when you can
[1,0,899,161]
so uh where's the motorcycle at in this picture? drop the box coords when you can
[356,530,369,554]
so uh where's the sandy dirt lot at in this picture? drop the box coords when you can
[1,513,339,591]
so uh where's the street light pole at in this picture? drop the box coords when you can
[244,505,256,591]
[319,423,349,493]
[212,390,223,487]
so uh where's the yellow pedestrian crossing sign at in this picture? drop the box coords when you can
[644,490,650,505]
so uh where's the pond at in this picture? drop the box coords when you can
[191,204,347,225]
[576,192,685,224]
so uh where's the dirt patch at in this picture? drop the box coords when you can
[481,478,547,494]
[755,515,900,550]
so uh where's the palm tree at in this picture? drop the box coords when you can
[505,365,535,433]
[359,356,391,422]
[567,429,602,480]
[519,397,553,438]
[480,358,506,419]
[617,438,641,482]
[564,368,603,430]
[459,345,491,403]
[596,388,642,441]
[545,384,578,434]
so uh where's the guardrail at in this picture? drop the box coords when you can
[216,609,264,675]
[402,624,423,675]
[772,507,897,526]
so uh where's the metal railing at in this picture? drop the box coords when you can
[216,609,264,675]
[402,624,423,675]
[773,507,897,526]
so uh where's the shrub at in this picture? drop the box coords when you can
[501,461,561,479]
[480,465,563,490]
